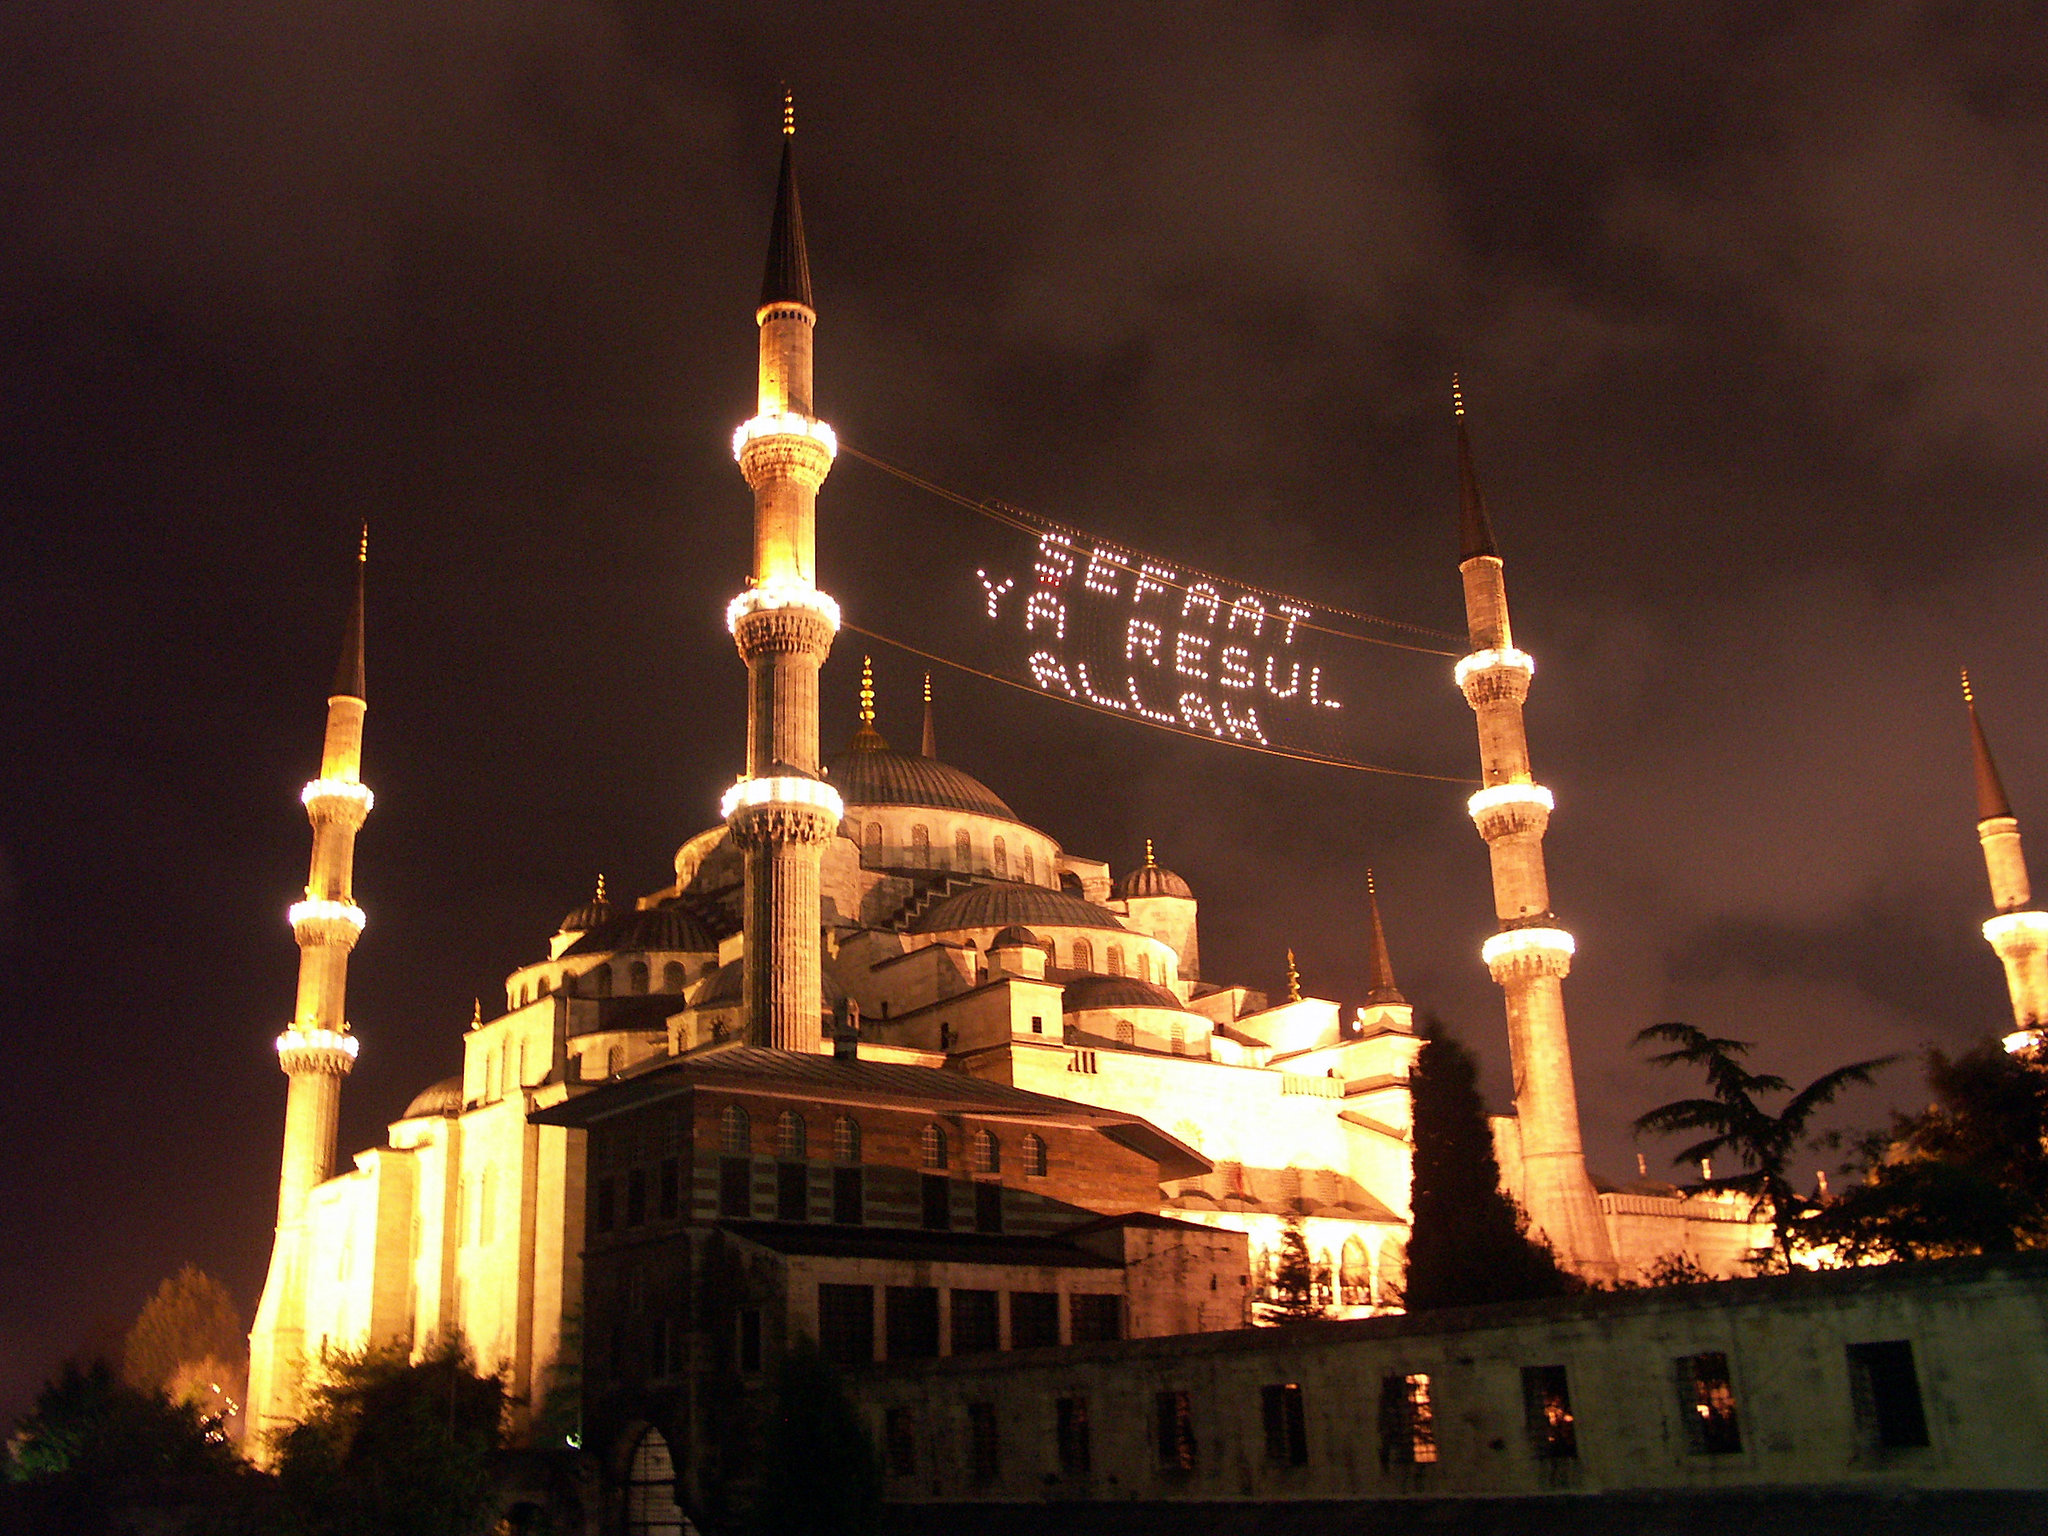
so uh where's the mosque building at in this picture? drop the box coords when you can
[245,112,1781,1456]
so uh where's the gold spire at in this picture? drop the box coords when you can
[1451,372,1465,419]
[1144,837,1156,867]
[1285,948,1301,1004]
[595,872,607,901]
[471,998,482,1030]
[921,672,937,758]
[850,656,887,751]
[782,85,795,137]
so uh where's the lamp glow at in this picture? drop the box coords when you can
[1467,783,1555,820]
[289,899,366,934]
[1481,927,1575,967]
[720,776,846,822]
[1455,647,1536,689]
[275,1027,360,1060]
[301,778,375,812]
[731,412,838,461]
[726,578,841,635]
[1984,911,2048,947]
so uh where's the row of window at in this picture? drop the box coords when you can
[887,1342,1933,1484]
[715,1106,1049,1178]
[511,957,717,1009]
[857,823,1045,885]
[819,1283,1121,1367]
[593,1159,1024,1235]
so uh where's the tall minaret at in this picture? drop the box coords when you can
[248,530,373,1448]
[1450,381,1615,1277]
[1962,671,2048,1051]
[723,95,842,1052]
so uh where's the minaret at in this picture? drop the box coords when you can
[1962,670,2048,1050]
[1450,380,1615,1277]
[723,94,842,1052]
[247,530,373,1449]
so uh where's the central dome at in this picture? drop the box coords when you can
[823,747,1015,820]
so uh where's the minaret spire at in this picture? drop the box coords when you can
[725,98,841,1051]
[248,533,376,1452]
[1364,870,1405,1005]
[1285,949,1302,1004]
[1451,381,1615,1279]
[1959,671,2048,1050]
[921,672,937,758]
[850,655,887,750]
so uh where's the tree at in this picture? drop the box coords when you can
[1260,1218,1328,1322]
[1632,1022,1894,1265]
[752,1339,880,1536]
[271,1339,506,1536]
[122,1266,247,1442]
[1404,1024,1576,1311]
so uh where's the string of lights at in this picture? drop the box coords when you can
[839,618,1477,786]
[839,443,1465,658]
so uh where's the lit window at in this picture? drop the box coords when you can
[721,1105,751,1156]
[1022,1133,1048,1178]
[1677,1352,1741,1454]
[1073,938,1093,972]
[971,1128,1000,1174]
[921,1124,947,1170]
[777,1109,807,1160]
[1379,1373,1437,1465]
[832,1114,861,1163]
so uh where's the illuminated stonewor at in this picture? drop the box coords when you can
[1961,671,2048,1053]
[1451,383,1616,1280]
[725,97,843,1051]
[247,529,373,1454]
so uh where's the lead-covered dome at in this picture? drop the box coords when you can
[1119,863,1193,900]
[911,883,1127,935]
[403,1075,465,1119]
[1063,975,1184,1012]
[823,747,1015,820]
[562,901,717,956]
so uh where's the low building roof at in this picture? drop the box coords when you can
[717,1220,1120,1270]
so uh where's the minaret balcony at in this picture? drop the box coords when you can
[1467,782,1554,841]
[1482,925,1575,983]
[733,412,837,490]
[722,774,844,848]
[300,777,374,828]
[1984,909,2048,955]
[727,578,840,637]
[275,1026,359,1075]
[288,898,366,948]
[1455,646,1535,709]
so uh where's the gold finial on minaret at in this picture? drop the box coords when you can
[782,85,795,137]
[1451,372,1465,419]
[1285,948,1301,1004]
[1961,666,1975,706]
[921,672,937,758]
[471,997,482,1029]
[358,522,369,563]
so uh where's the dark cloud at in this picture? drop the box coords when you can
[4,0,2044,1421]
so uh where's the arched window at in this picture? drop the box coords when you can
[607,1046,621,1077]
[992,836,1008,878]
[920,1124,947,1170]
[864,821,881,855]
[1341,1238,1369,1306]
[1106,944,1124,976]
[721,1105,750,1156]
[536,974,552,997]
[624,1426,687,1536]
[832,1115,861,1163]
[777,1109,806,1160]
[911,825,930,867]
[629,961,649,995]
[1072,937,1093,972]
[662,961,685,991]
[970,1129,999,1175]
[591,964,613,998]
[953,829,971,869]
[1060,871,1083,896]
[1022,1133,1048,1178]
[1115,1020,1135,1047]
[1042,939,1057,967]
[1023,848,1035,885]
[1377,1237,1407,1307]
[1135,952,1150,982]
[1170,1021,1186,1056]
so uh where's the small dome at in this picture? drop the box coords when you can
[989,924,1042,949]
[1118,863,1193,901]
[697,958,743,1007]
[403,1075,465,1119]
[1063,974,1185,1012]
[559,879,615,933]
[561,901,717,957]
[823,747,1016,820]
[911,883,1128,936]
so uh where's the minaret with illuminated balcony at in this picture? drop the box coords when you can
[1451,381,1615,1277]
[247,531,373,1450]
[1962,671,2048,1052]
[723,97,842,1051]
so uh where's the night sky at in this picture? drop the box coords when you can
[5,3,2045,1424]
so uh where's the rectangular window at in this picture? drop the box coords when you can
[1848,1341,1930,1451]
[1055,1395,1091,1475]
[1378,1373,1438,1466]
[1010,1291,1060,1349]
[886,1285,941,1361]
[1261,1382,1308,1466]
[832,1165,865,1225]
[738,1307,762,1374]
[1154,1389,1196,1471]
[1677,1352,1742,1454]
[967,1401,1000,1482]
[1522,1365,1577,1459]
[951,1289,999,1355]
[816,1284,874,1368]
[658,1156,679,1219]
[718,1156,751,1219]
[1070,1292,1122,1344]
[974,1181,1004,1233]
[884,1407,917,1477]
[626,1168,647,1227]
[593,1176,616,1235]
[920,1173,952,1231]
[777,1161,808,1222]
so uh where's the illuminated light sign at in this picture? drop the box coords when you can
[301,778,375,812]
[1454,647,1535,689]
[1481,927,1575,967]
[731,412,838,461]
[1467,783,1555,820]
[289,899,366,934]
[276,1027,360,1060]
[976,570,1014,618]
[720,775,846,822]
[726,578,842,635]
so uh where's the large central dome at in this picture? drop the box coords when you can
[823,746,1016,820]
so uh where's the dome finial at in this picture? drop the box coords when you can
[859,655,876,725]
[595,872,607,901]
[1285,948,1301,1004]
[1144,837,1156,867]
[921,672,937,758]
[471,997,482,1029]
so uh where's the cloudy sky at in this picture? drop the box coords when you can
[3,1,2044,1420]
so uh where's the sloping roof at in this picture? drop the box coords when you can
[913,883,1127,935]
[718,1220,1119,1270]
[823,746,1016,819]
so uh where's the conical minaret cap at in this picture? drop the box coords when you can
[333,524,367,700]
[1962,669,2014,822]
[759,98,813,311]
[1364,869,1406,1005]
[1453,375,1499,564]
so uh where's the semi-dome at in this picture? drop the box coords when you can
[989,924,1042,949]
[1063,974,1185,1012]
[562,901,717,957]
[911,883,1127,935]
[823,747,1016,820]
[402,1075,465,1119]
